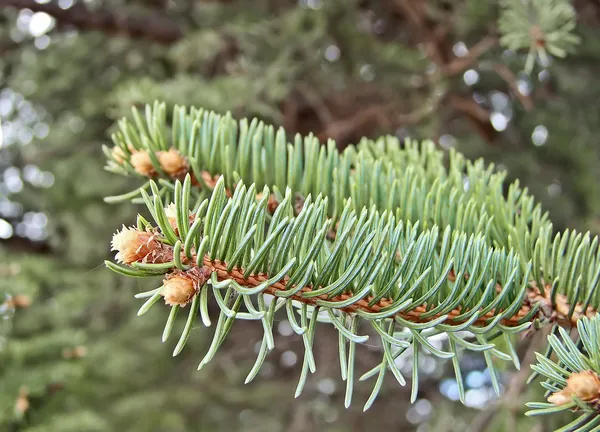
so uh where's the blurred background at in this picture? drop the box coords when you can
[0,1,598,431]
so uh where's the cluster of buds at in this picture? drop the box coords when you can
[548,370,600,406]
[111,145,247,199]
[111,225,213,307]
[160,267,211,307]
[111,146,189,180]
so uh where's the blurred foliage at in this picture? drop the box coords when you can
[1,0,600,430]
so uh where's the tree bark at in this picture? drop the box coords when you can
[1,0,183,44]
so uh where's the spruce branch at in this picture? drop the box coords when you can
[103,103,600,426]
[104,104,600,325]
[105,173,600,412]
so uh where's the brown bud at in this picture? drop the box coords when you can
[15,387,29,416]
[158,148,187,178]
[548,371,600,406]
[12,295,31,309]
[554,294,571,318]
[567,371,600,401]
[161,274,197,306]
[294,194,305,215]
[111,226,159,264]
[130,151,155,176]
[256,193,279,214]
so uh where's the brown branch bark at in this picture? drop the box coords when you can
[442,36,498,77]
[447,93,491,123]
[317,104,391,144]
[296,82,335,127]
[131,237,596,331]
[204,257,536,328]
[392,1,499,142]
[494,63,535,111]
[0,236,52,254]
[447,93,497,143]
[316,92,444,144]
[1,0,183,44]
[393,0,446,65]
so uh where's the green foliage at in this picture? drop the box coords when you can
[106,103,550,257]
[107,103,600,318]
[109,173,530,409]
[0,252,264,432]
[499,0,580,73]
[105,103,600,427]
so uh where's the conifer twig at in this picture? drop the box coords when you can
[112,217,596,332]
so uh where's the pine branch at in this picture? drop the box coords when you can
[2,0,182,44]
[105,172,600,411]
[103,103,600,425]
[104,103,600,326]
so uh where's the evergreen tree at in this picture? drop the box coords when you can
[1,0,599,431]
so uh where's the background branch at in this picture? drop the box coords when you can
[493,63,535,111]
[1,0,183,44]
